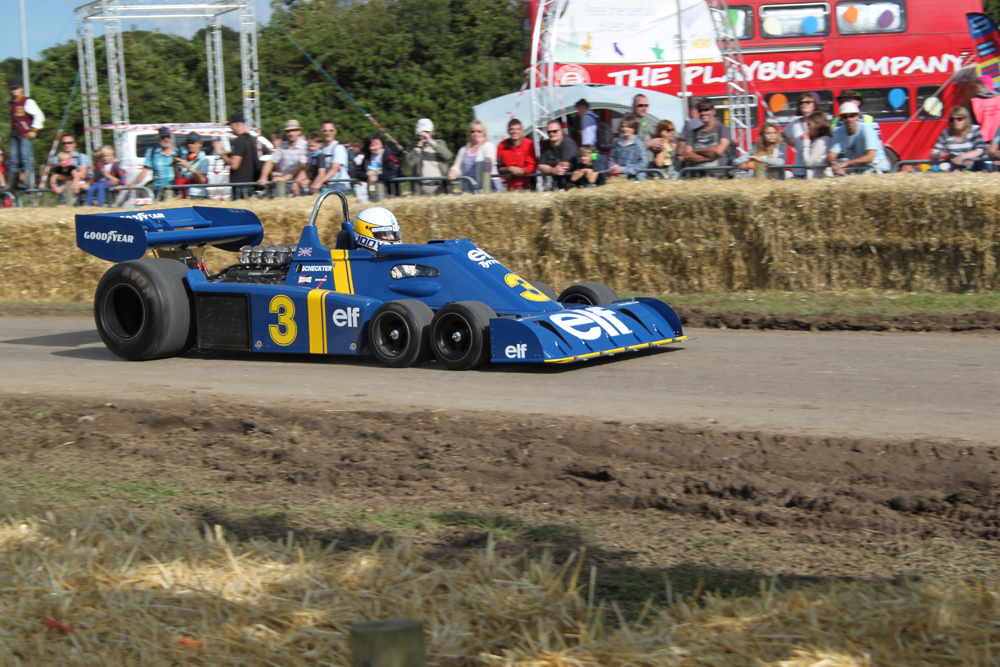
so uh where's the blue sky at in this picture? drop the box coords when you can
[1,0,274,62]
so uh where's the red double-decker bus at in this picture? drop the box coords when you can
[524,0,981,163]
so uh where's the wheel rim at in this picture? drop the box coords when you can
[373,313,409,360]
[104,283,145,340]
[434,312,473,362]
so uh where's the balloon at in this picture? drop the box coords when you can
[922,96,943,117]
[887,88,907,109]
[843,5,858,23]
[727,9,740,27]
[802,15,818,34]
[762,16,782,35]
[768,94,788,114]
[877,9,894,28]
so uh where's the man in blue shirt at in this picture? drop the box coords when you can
[128,126,177,200]
[310,120,350,193]
[828,102,889,175]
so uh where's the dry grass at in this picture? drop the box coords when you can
[1,174,998,302]
[2,500,999,666]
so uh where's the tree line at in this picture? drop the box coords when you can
[0,0,523,168]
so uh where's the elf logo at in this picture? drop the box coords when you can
[332,307,360,327]
[505,343,527,359]
[549,307,632,340]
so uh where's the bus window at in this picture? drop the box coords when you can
[764,91,834,125]
[701,94,759,127]
[916,86,945,120]
[759,4,831,38]
[835,1,905,34]
[850,87,911,122]
[726,6,754,39]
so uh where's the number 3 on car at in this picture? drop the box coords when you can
[269,295,297,346]
[505,273,550,302]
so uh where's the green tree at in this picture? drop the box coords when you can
[2,0,523,175]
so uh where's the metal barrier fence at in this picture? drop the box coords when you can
[891,158,997,173]
[9,186,154,207]
[676,163,875,179]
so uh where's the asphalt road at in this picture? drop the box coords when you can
[1,316,997,442]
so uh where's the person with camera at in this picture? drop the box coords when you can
[404,118,453,195]
[174,132,210,199]
[127,126,178,201]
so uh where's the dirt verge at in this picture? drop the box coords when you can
[3,395,999,609]
[677,307,1000,332]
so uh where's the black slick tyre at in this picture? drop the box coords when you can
[369,299,434,368]
[557,282,618,306]
[430,300,496,370]
[529,282,558,301]
[94,258,194,361]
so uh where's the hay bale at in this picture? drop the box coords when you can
[1,174,998,303]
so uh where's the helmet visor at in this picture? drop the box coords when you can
[372,225,401,242]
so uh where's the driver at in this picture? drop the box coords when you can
[353,206,402,252]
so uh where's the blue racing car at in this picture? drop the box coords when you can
[75,191,686,369]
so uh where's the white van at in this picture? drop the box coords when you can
[114,124,273,201]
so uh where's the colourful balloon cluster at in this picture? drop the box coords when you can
[841,5,895,29]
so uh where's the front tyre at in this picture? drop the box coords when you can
[430,301,496,370]
[529,282,558,301]
[557,282,618,306]
[369,299,434,368]
[94,258,194,361]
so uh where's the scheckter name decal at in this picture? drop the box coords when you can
[83,230,136,243]
[300,264,333,272]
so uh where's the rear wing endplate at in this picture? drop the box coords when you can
[76,206,264,263]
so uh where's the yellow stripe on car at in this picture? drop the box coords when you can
[330,250,355,295]
[308,289,332,354]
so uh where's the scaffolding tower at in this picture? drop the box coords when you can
[706,0,753,156]
[528,0,568,147]
[74,0,260,159]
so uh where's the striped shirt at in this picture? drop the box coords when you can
[933,125,986,158]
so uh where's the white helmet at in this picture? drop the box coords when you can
[353,207,401,252]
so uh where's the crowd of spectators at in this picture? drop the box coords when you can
[6,73,1000,205]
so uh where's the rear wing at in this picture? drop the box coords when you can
[76,206,264,263]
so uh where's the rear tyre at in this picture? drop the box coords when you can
[557,282,618,306]
[430,301,496,370]
[94,258,194,361]
[529,282,558,301]
[369,299,434,368]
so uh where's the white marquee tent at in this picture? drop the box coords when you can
[471,85,686,145]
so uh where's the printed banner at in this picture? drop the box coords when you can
[554,0,722,65]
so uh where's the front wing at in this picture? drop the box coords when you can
[489,298,687,363]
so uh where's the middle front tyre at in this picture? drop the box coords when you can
[430,300,496,370]
[369,299,434,367]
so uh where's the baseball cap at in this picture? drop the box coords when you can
[837,89,863,103]
[7,77,22,89]
[282,119,302,132]
[416,118,434,133]
[228,112,246,123]
[838,102,862,116]
[157,127,171,138]
[185,131,201,143]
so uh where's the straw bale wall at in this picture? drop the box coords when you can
[1,173,998,302]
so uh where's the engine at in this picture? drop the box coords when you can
[212,243,298,284]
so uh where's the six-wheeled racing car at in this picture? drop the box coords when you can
[75,191,686,369]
